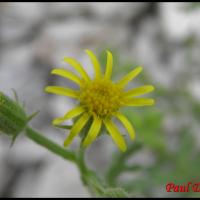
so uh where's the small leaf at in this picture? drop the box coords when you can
[54,124,72,130]
[11,88,19,103]
[27,110,40,122]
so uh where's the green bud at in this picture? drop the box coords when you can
[0,92,27,138]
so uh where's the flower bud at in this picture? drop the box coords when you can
[0,92,27,138]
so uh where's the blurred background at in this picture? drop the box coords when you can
[0,2,200,197]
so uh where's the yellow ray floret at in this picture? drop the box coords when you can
[104,118,127,152]
[64,113,90,147]
[123,98,155,106]
[117,66,143,88]
[82,115,102,147]
[53,106,85,125]
[45,49,155,152]
[115,112,135,140]
[124,85,154,98]
[85,49,102,79]
[63,57,90,82]
[51,68,82,85]
[45,86,79,98]
[104,50,113,79]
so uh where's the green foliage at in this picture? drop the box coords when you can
[181,3,200,12]
[124,107,165,152]
[102,50,200,197]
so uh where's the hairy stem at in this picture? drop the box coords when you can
[25,126,77,163]
[25,126,127,197]
[76,148,105,196]
[25,126,104,196]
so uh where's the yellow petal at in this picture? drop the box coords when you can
[51,68,82,85]
[104,50,113,79]
[115,112,135,140]
[64,113,90,147]
[117,66,143,88]
[45,86,79,98]
[123,85,154,98]
[123,98,155,106]
[53,106,85,125]
[104,118,127,152]
[82,115,102,147]
[85,49,102,79]
[63,57,90,81]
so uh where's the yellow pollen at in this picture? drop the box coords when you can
[80,79,122,117]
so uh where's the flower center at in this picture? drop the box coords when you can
[80,79,122,117]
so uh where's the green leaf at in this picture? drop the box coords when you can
[54,124,72,130]
[123,107,165,151]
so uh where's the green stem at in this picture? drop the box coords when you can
[25,126,77,163]
[25,126,104,196]
[76,148,106,196]
[106,142,143,186]
[77,148,88,175]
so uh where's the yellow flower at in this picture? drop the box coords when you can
[45,50,155,152]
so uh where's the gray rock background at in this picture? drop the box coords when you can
[0,2,200,197]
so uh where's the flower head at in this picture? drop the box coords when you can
[45,50,155,152]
